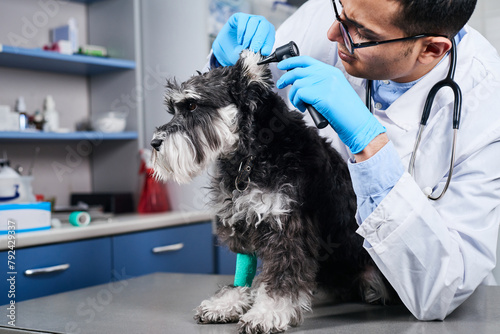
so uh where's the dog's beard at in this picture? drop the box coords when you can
[152,131,198,183]
[152,105,239,184]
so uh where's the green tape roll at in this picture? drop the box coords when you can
[234,253,257,287]
[69,211,91,227]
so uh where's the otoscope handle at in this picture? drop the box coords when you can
[306,105,328,129]
[283,67,328,128]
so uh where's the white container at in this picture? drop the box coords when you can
[0,164,22,203]
[0,202,51,234]
[43,95,60,132]
[0,105,19,131]
[52,17,79,53]
[15,96,26,113]
[92,111,127,133]
[18,176,36,203]
[0,164,36,204]
[15,96,28,130]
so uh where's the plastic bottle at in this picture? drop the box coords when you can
[43,95,59,132]
[68,17,79,53]
[15,96,29,130]
[0,156,22,203]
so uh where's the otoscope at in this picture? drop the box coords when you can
[257,41,329,129]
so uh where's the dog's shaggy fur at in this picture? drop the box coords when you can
[151,50,397,333]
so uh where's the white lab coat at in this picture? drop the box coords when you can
[271,0,500,321]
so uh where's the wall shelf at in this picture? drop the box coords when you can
[70,0,106,3]
[1,0,141,204]
[0,131,138,141]
[0,44,135,76]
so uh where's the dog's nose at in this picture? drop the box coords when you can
[150,138,163,151]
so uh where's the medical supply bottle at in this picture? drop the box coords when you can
[43,95,59,132]
[15,96,28,130]
[68,18,79,53]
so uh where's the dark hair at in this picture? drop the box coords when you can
[391,0,477,38]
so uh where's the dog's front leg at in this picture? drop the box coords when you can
[238,221,318,333]
[194,285,253,324]
[237,283,310,334]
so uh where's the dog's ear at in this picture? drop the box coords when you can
[164,78,180,114]
[233,50,274,90]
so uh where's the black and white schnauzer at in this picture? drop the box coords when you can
[150,50,397,333]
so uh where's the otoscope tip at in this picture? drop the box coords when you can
[257,59,270,65]
[257,54,276,65]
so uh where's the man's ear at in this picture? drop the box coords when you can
[418,37,452,65]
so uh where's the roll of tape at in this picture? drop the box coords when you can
[69,211,91,227]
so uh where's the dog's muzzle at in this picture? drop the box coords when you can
[151,138,163,151]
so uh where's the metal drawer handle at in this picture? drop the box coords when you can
[152,242,184,254]
[25,263,70,276]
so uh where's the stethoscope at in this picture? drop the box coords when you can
[365,38,462,200]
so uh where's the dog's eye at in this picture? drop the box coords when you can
[188,102,197,111]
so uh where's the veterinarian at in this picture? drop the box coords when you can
[209,0,500,321]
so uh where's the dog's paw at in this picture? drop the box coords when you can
[194,285,253,324]
[237,284,308,333]
[237,306,302,334]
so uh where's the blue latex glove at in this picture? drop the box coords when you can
[212,13,275,67]
[277,56,386,154]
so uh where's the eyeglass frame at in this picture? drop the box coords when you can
[332,1,448,55]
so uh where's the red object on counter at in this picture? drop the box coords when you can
[137,159,170,214]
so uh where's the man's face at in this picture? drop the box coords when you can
[328,0,421,83]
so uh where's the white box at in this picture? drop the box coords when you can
[52,19,78,53]
[0,202,51,234]
[0,105,19,131]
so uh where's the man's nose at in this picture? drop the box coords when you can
[327,20,342,44]
[150,138,163,151]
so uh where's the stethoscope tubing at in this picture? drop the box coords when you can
[366,38,462,200]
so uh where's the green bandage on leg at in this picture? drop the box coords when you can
[233,253,257,287]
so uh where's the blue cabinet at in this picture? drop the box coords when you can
[1,238,112,305]
[215,244,237,275]
[112,222,214,279]
[0,222,217,305]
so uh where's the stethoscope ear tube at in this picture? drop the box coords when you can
[381,37,461,201]
[411,38,462,200]
[451,84,462,129]
[420,39,462,128]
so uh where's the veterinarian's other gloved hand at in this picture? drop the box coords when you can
[213,13,275,67]
[277,56,386,154]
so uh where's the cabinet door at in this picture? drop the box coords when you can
[112,222,214,278]
[1,238,111,305]
[215,244,237,275]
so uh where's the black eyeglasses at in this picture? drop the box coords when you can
[332,1,447,55]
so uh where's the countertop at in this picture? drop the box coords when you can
[0,210,214,251]
[0,273,498,334]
